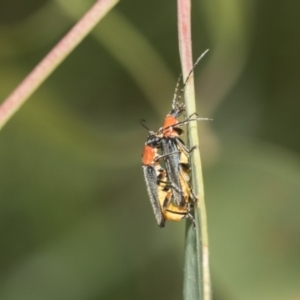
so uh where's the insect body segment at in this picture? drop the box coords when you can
[158,168,194,226]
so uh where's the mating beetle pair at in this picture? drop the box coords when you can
[141,51,210,228]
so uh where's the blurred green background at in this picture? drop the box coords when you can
[1,0,300,299]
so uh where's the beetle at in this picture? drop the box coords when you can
[158,50,211,206]
[159,109,204,206]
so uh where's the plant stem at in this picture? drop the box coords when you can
[0,0,118,131]
[177,0,211,299]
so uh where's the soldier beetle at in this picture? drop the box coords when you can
[158,50,211,206]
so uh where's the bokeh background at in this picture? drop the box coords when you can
[1,1,300,299]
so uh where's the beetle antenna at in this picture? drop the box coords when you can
[173,49,209,107]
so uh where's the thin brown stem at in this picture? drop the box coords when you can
[0,0,118,131]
